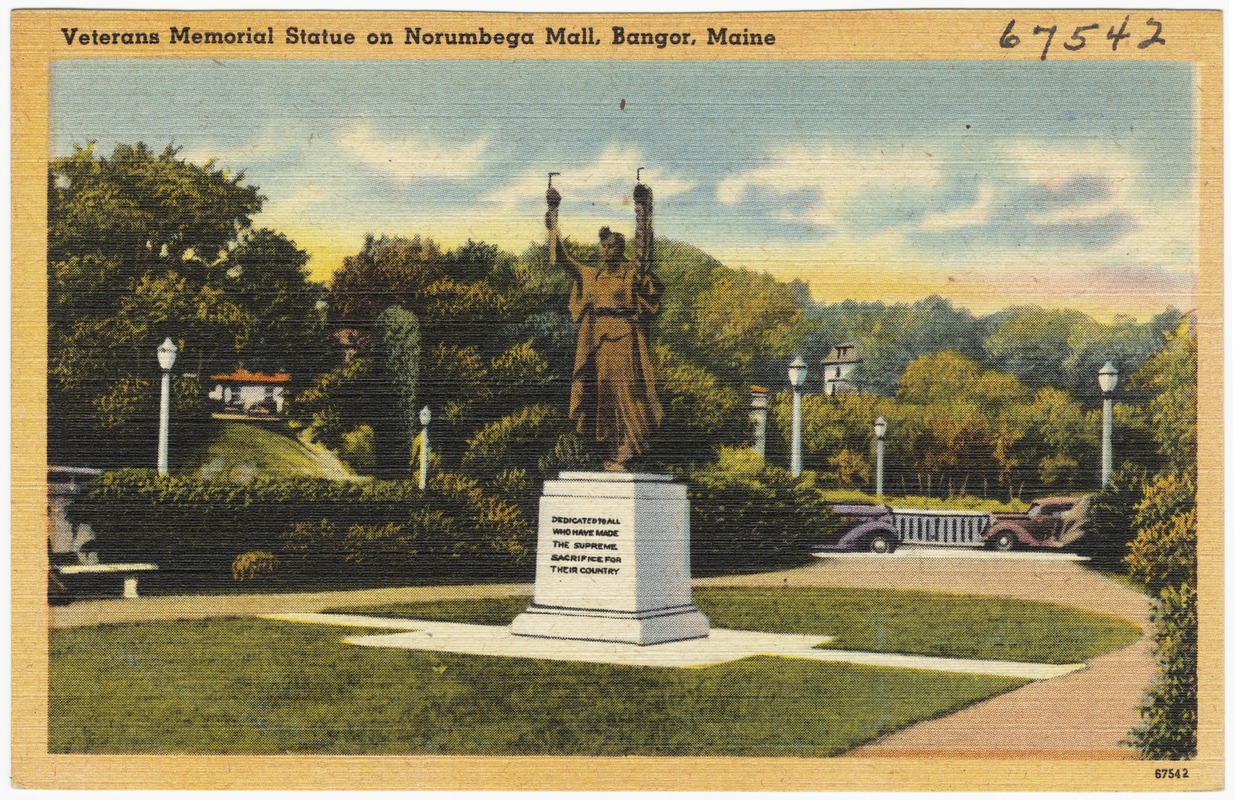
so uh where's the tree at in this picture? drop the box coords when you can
[443,239,503,284]
[49,142,264,278]
[48,142,266,467]
[328,235,445,328]
[372,306,421,478]
[223,229,330,378]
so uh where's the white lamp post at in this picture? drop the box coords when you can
[419,405,432,490]
[874,416,887,497]
[788,356,807,477]
[1098,361,1119,489]
[156,337,178,475]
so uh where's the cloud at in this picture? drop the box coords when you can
[486,145,694,210]
[716,144,945,228]
[338,122,489,182]
[920,184,995,231]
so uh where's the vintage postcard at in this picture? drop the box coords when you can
[11,8,1223,791]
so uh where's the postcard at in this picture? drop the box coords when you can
[11,8,1223,791]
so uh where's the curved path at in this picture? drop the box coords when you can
[698,551,1155,759]
[52,550,1154,758]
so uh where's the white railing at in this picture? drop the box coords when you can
[892,508,991,547]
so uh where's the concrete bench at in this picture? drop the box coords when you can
[54,563,158,599]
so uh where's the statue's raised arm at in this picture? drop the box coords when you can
[546,184,592,276]
[634,179,654,272]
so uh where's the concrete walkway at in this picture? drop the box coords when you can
[263,611,1084,679]
[50,582,532,628]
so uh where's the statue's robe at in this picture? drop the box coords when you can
[567,261,663,462]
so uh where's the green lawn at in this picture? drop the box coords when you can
[51,617,1022,755]
[339,586,1142,665]
[50,587,1141,754]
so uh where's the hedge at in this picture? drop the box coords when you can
[69,469,533,589]
[683,448,843,575]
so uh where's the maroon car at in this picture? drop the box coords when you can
[983,496,1088,551]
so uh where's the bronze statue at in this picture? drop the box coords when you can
[546,176,663,471]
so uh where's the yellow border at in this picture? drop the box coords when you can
[12,9,1223,791]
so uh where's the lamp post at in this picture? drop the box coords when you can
[156,337,178,475]
[788,356,807,477]
[419,405,432,490]
[749,386,769,458]
[1098,361,1119,489]
[873,416,887,497]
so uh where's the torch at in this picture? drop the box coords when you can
[546,171,561,266]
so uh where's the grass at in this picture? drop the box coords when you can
[191,422,358,481]
[338,587,1142,665]
[50,617,1023,755]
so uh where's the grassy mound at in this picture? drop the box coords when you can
[191,422,357,481]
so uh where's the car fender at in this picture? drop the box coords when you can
[985,522,1033,546]
[837,520,897,550]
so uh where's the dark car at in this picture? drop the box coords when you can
[814,504,898,554]
[983,496,1088,551]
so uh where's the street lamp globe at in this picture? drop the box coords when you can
[787,356,808,388]
[419,405,432,426]
[1098,361,1119,394]
[157,337,178,371]
[874,416,887,440]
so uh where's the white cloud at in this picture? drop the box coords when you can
[338,122,489,182]
[920,184,995,231]
[486,145,694,210]
[716,144,945,227]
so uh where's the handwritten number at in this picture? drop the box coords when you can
[1107,15,1132,50]
[1003,16,1163,59]
[1000,19,1020,48]
[1139,17,1166,49]
[1032,25,1057,60]
[1064,23,1099,51]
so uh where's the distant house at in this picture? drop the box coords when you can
[821,342,861,395]
[209,369,291,415]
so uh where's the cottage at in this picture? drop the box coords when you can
[821,342,861,395]
[209,369,291,415]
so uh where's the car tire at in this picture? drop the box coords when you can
[869,534,893,554]
[993,531,1015,552]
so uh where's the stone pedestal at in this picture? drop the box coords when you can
[511,471,710,645]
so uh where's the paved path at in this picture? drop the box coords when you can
[264,611,1083,679]
[50,582,532,628]
[700,551,1155,759]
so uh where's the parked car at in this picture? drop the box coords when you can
[983,496,1089,551]
[814,504,898,554]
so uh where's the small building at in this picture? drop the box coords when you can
[209,369,291,415]
[821,342,861,395]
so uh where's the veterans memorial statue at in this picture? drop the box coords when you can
[546,174,663,471]
[509,174,711,645]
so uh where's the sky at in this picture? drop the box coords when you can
[51,58,1196,320]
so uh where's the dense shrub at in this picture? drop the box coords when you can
[1122,323,1197,760]
[1129,582,1197,759]
[1076,466,1145,571]
[682,448,843,575]
[70,469,533,589]
[231,551,277,581]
